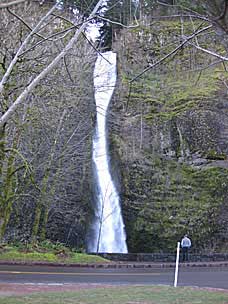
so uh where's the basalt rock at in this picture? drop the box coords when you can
[108,20,228,253]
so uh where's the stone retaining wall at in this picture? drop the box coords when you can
[97,253,228,262]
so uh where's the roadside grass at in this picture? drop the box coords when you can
[0,242,109,264]
[1,285,228,304]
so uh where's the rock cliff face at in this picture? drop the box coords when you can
[109,20,228,253]
[2,4,228,253]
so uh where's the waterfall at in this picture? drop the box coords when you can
[88,51,128,253]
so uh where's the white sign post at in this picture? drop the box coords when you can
[174,241,180,287]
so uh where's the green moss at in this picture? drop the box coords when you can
[132,68,220,121]
[115,17,228,253]
[119,18,226,121]
[123,156,228,253]
[204,150,227,160]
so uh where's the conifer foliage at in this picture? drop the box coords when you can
[98,0,138,50]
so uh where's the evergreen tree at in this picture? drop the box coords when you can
[57,0,104,18]
[98,0,137,50]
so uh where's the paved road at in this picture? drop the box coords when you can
[0,265,227,289]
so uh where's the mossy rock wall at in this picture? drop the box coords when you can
[109,18,228,253]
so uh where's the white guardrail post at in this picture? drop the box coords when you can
[174,241,180,287]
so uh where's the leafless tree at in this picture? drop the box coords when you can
[0,0,101,244]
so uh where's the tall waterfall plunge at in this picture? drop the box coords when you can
[88,51,128,253]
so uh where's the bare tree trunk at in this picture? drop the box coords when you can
[0,0,104,128]
[0,0,27,9]
[0,4,57,94]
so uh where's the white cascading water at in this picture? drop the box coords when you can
[89,51,128,253]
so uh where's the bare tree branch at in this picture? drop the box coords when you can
[51,13,111,64]
[148,14,210,22]
[63,55,74,83]
[130,25,213,83]
[18,17,103,62]
[0,0,27,9]
[18,24,78,57]
[0,0,105,128]
[7,7,46,39]
[157,0,205,17]
[214,0,228,20]
[0,4,57,94]
[96,15,139,28]
[188,41,228,62]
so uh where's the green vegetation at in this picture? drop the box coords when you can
[112,17,228,253]
[126,56,224,121]
[204,150,227,160]
[1,285,228,303]
[124,156,228,253]
[0,241,109,264]
[118,19,227,121]
[136,69,219,120]
[1,7,96,250]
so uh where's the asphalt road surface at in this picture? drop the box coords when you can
[0,265,228,289]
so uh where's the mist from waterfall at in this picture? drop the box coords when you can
[88,51,128,253]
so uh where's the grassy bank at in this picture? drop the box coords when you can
[0,241,109,264]
[1,285,228,303]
